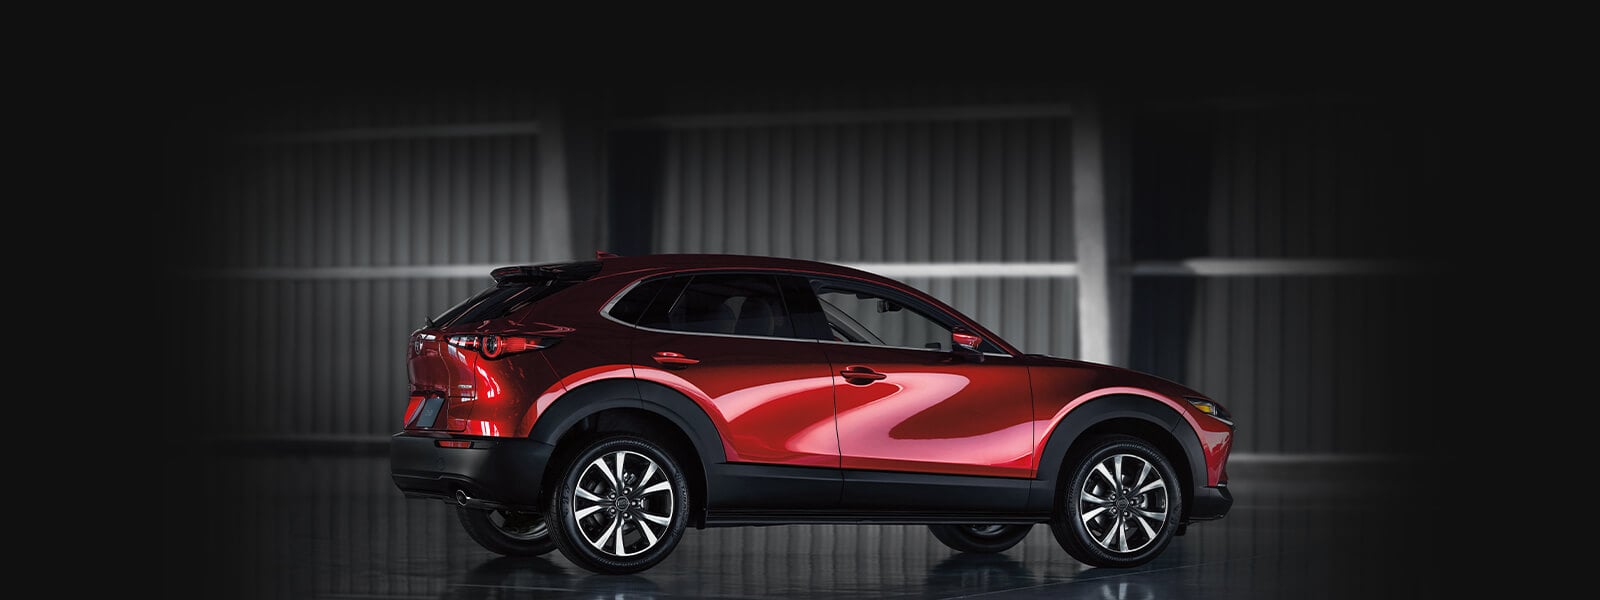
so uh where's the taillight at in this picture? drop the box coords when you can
[447,334,555,358]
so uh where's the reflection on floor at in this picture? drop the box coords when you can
[164,453,1447,599]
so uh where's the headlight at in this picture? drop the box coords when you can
[1186,397,1234,427]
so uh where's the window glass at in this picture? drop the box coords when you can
[606,278,669,325]
[639,274,796,339]
[432,279,577,327]
[813,282,952,351]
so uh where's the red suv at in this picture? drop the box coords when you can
[391,254,1233,573]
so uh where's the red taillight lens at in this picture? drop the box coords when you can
[447,334,554,359]
[436,440,472,449]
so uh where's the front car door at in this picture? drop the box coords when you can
[801,277,1035,496]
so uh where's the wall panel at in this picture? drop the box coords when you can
[647,119,1078,358]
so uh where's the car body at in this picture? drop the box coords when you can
[391,253,1234,573]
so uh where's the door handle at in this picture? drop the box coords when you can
[839,366,887,384]
[652,351,701,366]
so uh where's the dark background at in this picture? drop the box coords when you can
[119,72,1519,596]
[156,77,1463,453]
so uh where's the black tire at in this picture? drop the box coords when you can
[455,506,557,556]
[546,435,690,574]
[1050,435,1183,568]
[928,524,1033,553]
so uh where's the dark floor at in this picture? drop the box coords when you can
[164,452,1449,599]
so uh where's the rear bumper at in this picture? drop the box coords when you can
[389,432,555,511]
[1188,484,1233,521]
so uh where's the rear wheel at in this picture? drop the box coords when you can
[928,524,1032,553]
[456,507,557,556]
[1050,435,1183,568]
[546,435,690,574]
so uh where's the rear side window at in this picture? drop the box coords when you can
[432,280,576,327]
[607,278,671,325]
[637,274,796,339]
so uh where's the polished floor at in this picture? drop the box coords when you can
[164,452,1448,599]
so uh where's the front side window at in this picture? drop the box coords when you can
[637,274,797,339]
[812,281,954,351]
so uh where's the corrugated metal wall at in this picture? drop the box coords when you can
[648,120,1079,358]
[178,83,1438,455]
[195,137,543,269]
[1128,104,1441,454]
[188,136,541,438]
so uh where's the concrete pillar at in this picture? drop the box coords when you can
[1072,94,1131,366]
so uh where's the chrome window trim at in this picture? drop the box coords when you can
[597,271,1014,357]
[598,275,818,344]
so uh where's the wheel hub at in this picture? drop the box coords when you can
[1079,453,1168,554]
[573,449,676,558]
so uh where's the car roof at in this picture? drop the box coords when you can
[589,253,891,283]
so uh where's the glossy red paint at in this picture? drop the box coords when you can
[402,253,1233,487]
[630,328,840,467]
[822,343,1034,477]
[397,254,1234,573]
[951,331,982,349]
[1025,361,1233,486]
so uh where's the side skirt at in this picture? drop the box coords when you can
[703,510,1051,527]
[703,462,1047,525]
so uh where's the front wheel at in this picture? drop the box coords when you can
[1050,435,1183,568]
[546,435,690,574]
[456,507,557,556]
[928,524,1032,553]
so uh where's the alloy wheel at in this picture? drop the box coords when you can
[571,450,675,557]
[1078,453,1169,553]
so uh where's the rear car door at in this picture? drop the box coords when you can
[622,272,840,469]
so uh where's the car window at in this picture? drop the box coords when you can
[432,279,577,327]
[607,277,670,325]
[813,282,954,351]
[638,274,797,339]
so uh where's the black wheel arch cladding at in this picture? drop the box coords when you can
[1032,394,1209,511]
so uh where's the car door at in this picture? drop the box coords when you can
[625,272,840,471]
[806,277,1034,481]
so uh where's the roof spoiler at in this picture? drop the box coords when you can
[490,261,603,283]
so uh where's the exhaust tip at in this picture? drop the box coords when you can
[454,489,471,506]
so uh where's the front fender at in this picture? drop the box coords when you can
[1027,393,1208,514]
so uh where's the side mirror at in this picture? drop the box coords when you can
[951,328,984,363]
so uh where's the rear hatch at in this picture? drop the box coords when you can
[403,261,599,431]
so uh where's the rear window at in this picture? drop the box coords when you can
[431,279,577,327]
